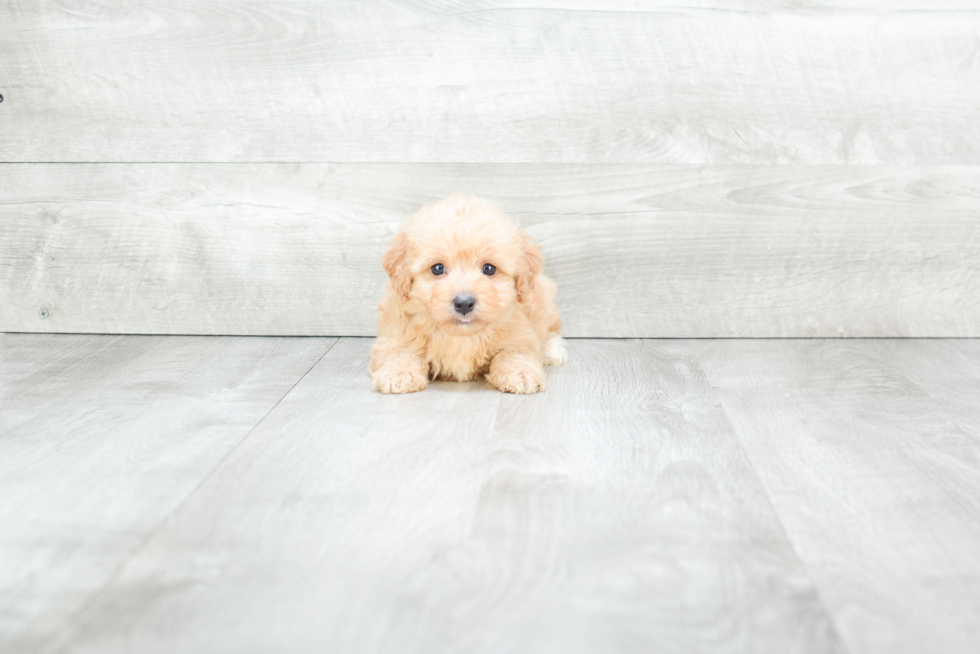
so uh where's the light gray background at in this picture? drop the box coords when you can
[4,4,980,654]
[2,0,978,336]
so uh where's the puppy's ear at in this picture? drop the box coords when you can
[381,231,412,301]
[515,230,544,304]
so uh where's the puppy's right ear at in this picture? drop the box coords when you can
[381,231,412,301]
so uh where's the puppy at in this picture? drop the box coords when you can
[369,194,567,394]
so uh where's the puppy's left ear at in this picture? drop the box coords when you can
[381,231,412,301]
[515,230,544,304]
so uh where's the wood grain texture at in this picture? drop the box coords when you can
[1,1,979,163]
[41,338,841,654]
[861,339,980,440]
[0,333,335,654]
[698,339,980,654]
[3,163,979,337]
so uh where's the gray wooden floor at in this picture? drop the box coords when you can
[2,335,979,654]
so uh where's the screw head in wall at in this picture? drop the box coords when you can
[38,309,49,319]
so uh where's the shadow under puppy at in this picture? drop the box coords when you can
[370,194,567,394]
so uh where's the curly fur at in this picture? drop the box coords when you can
[369,194,567,394]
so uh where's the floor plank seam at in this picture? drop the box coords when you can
[708,384,855,654]
[37,337,341,653]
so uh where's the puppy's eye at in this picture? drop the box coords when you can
[431,263,445,276]
[482,263,496,276]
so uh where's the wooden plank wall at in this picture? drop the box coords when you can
[1,1,978,336]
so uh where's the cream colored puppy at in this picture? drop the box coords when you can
[370,194,567,394]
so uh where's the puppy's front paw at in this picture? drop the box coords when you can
[488,363,545,394]
[542,335,568,366]
[372,365,428,394]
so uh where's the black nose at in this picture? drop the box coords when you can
[453,295,476,315]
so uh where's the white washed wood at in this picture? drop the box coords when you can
[47,339,841,654]
[409,340,840,653]
[698,339,980,654]
[41,338,506,654]
[866,339,980,438]
[0,333,335,654]
[2,164,979,337]
[1,2,979,163]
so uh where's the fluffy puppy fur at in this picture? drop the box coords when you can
[370,194,567,394]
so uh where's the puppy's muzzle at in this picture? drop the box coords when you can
[453,295,476,316]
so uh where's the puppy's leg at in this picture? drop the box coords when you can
[487,350,545,394]
[542,334,568,366]
[370,341,428,394]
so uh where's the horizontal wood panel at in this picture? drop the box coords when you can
[1,2,978,163]
[2,163,979,337]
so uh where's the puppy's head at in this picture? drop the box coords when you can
[381,194,542,334]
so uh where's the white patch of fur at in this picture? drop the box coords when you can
[542,335,568,366]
